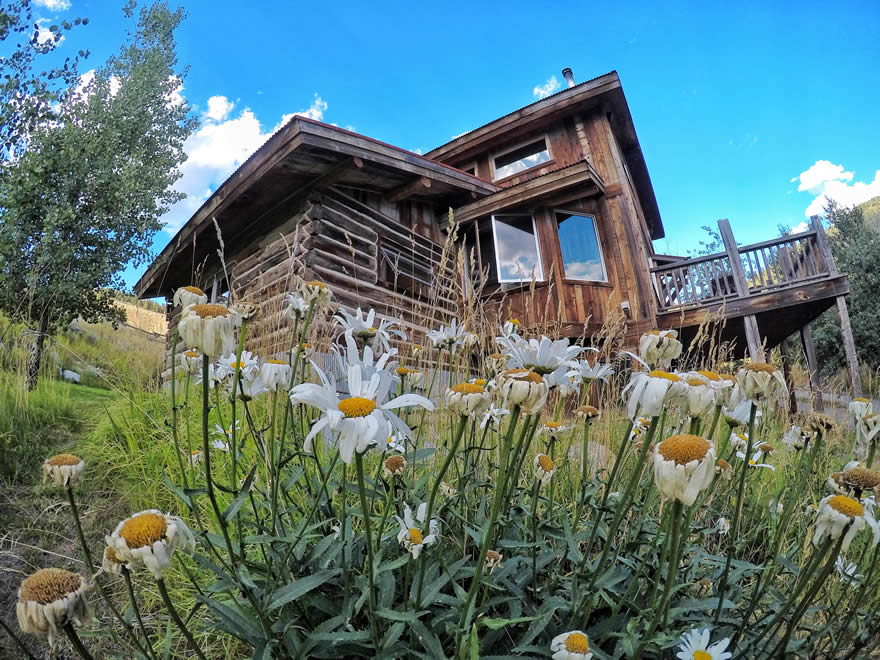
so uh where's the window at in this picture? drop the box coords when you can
[555,211,607,282]
[492,137,551,180]
[491,214,544,283]
[380,243,434,286]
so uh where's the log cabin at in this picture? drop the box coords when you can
[134,68,862,398]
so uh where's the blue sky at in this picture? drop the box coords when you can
[32,0,880,291]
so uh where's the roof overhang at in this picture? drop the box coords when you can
[135,118,499,298]
[426,71,664,240]
[452,159,605,223]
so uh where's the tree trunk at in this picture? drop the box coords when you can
[26,312,49,391]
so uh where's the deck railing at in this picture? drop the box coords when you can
[651,218,835,312]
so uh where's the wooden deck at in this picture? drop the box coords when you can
[650,218,850,356]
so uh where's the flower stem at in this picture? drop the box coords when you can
[122,567,156,660]
[572,418,592,527]
[355,452,381,650]
[156,578,209,660]
[63,623,94,660]
[530,479,541,586]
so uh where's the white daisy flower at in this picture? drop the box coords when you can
[736,363,788,404]
[623,370,688,419]
[568,356,614,385]
[497,368,549,414]
[289,363,433,464]
[638,329,682,370]
[652,434,716,506]
[859,413,880,444]
[282,291,309,319]
[301,280,332,306]
[813,494,880,552]
[540,421,572,439]
[849,397,873,420]
[534,453,556,485]
[445,382,490,416]
[735,449,775,471]
[396,366,424,387]
[16,568,90,649]
[782,424,810,451]
[386,433,407,453]
[480,403,510,430]
[335,307,406,353]
[172,286,207,310]
[684,377,718,419]
[188,449,202,467]
[193,361,220,388]
[629,416,652,442]
[550,630,593,660]
[260,359,292,391]
[42,453,85,487]
[100,546,126,577]
[216,350,259,381]
[501,318,521,337]
[394,503,439,559]
[675,628,731,660]
[427,318,470,353]
[495,334,582,376]
[716,517,730,535]
[106,510,195,579]
[178,350,203,374]
[177,304,241,358]
[333,330,399,384]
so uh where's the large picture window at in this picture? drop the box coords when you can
[491,214,544,283]
[555,211,607,282]
[492,137,551,180]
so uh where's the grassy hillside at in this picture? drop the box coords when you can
[859,194,880,232]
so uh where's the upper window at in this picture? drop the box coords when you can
[491,214,544,283]
[492,137,551,180]
[555,211,607,282]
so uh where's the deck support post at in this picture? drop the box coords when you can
[800,322,824,413]
[779,338,799,415]
[718,218,765,362]
[835,295,863,397]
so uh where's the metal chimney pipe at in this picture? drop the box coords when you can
[562,67,576,88]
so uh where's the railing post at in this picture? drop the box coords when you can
[810,216,838,275]
[718,219,765,362]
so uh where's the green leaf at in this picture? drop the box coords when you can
[223,464,257,521]
[267,569,341,610]
[479,615,540,630]
[374,607,425,623]
[160,473,192,510]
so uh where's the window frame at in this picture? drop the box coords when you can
[554,209,609,283]
[490,134,552,181]
[490,213,545,284]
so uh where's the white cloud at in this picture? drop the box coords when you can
[203,95,234,122]
[34,0,71,10]
[533,76,561,100]
[792,160,880,217]
[161,93,330,235]
[35,18,64,45]
[786,221,810,235]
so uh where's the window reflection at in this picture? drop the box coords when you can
[556,211,607,281]
[492,215,544,283]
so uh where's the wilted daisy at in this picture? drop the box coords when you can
[496,334,582,375]
[550,630,593,660]
[576,405,600,420]
[282,291,309,319]
[107,510,195,578]
[439,482,457,497]
[42,453,85,487]
[638,329,683,370]
[728,431,749,452]
[427,318,469,353]
[715,458,732,478]
[497,368,549,413]
[172,285,207,309]
[446,382,490,416]
[716,517,730,535]
[541,421,570,439]
[383,454,407,477]
[782,424,810,451]
[850,397,874,420]
[501,318,521,336]
[806,413,836,438]
[289,363,433,464]
[624,370,687,419]
[260,359,292,391]
[691,369,735,404]
[685,378,717,418]
[629,416,651,442]
[860,413,880,444]
[736,362,787,404]
[675,628,731,660]
[188,449,202,467]
[100,545,126,577]
[395,503,439,559]
[301,280,332,305]
[813,494,880,551]
[832,466,880,498]
[488,352,508,374]
[17,568,90,648]
[722,398,762,429]
[336,307,406,353]
[480,402,510,430]
[178,303,240,358]
[484,549,503,572]
[396,366,424,387]
[178,349,203,374]
[534,453,556,485]
[653,434,715,506]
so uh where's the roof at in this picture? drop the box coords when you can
[135,117,499,298]
[425,71,665,240]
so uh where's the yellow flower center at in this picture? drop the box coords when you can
[183,286,205,294]
[694,651,712,660]
[489,352,505,359]
[537,454,554,472]
[545,421,562,429]
[265,359,287,365]
[338,396,377,418]
[409,528,423,545]
[744,362,776,373]
[46,453,81,466]
[758,443,774,453]
[697,370,721,381]
[648,370,681,382]
[577,405,600,417]
[645,330,663,335]
[19,568,82,604]
[473,378,488,387]
[505,368,543,383]
[717,458,731,471]
[367,326,377,333]
[396,367,411,375]
[687,378,706,387]
[658,434,711,465]
[508,318,520,325]
[191,303,230,319]
[104,546,122,564]
[305,280,326,289]
[384,455,406,474]
[854,397,870,403]
[720,374,736,382]
[119,512,168,549]
[301,342,312,349]
[842,467,880,491]
[486,550,502,563]
[184,351,200,358]
[191,450,200,455]
[451,383,485,394]
[749,459,756,466]
[828,494,864,518]
[564,632,590,653]
[736,433,748,443]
